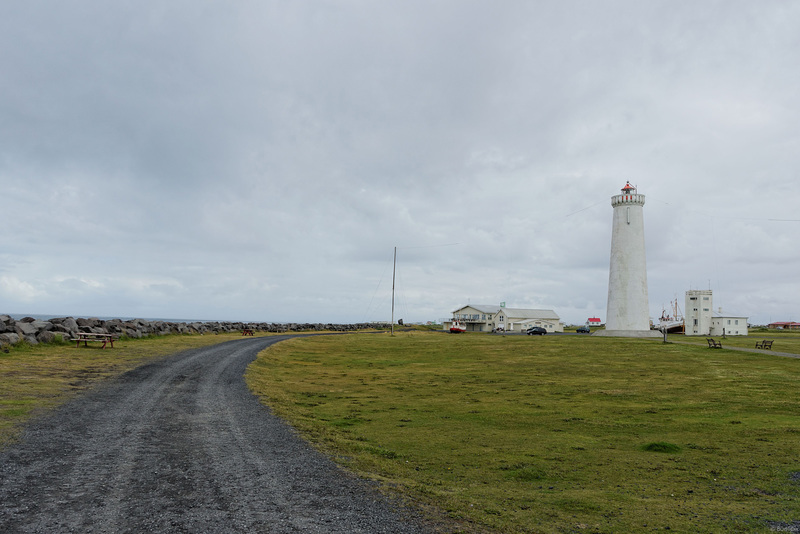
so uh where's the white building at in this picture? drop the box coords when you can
[684,290,748,336]
[445,305,563,333]
[445,304,501,332]
[496,308,563,333]
[710,312,748,336]
[685,289,713,336]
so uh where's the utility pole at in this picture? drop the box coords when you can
[391,246,396,336]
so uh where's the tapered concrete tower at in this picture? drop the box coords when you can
[594,182,660,338]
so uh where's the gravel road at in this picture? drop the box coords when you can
[0,336,438,533]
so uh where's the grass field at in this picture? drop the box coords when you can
[674,330,800,354]
[0,333,245,446]
[246,331,800,533]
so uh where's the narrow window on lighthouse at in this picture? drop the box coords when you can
[626,207,630,225]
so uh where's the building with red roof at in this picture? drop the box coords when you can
[768,322,800,330]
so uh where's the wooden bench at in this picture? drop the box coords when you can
[73,332,117,349]
[706,338,722,349]
[241,329,254,336]
[755,339,774,350]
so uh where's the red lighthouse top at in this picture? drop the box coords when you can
[612,181,644,207]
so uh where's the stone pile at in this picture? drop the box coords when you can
[0,315,388,347]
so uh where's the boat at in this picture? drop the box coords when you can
[656,298,685,333]
[449,320,466,333]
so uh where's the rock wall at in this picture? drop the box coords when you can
[0,315,388,347]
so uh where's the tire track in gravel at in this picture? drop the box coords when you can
[0,336,438,533]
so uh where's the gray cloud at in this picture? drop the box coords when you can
[2,1,799,324]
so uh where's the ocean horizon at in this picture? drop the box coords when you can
[5,313,247,324]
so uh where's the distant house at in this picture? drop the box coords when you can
[768,322,800,330]
[500,308,563,333]
[587,317,602,326]
[445,304,501,332]
[444,305,563,333]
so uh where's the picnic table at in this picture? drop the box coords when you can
[73,332,117,349]
[706,338,722,349]
[241,329,254,336]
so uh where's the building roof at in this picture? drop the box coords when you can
[712,311,748,319]
[518,318,559,325]
[452,304,502,314]
[496,308,560,320]
[451,305,560,321]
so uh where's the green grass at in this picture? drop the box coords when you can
[675,330,800,354]
[246,332,800,533]
[640,441,682,453]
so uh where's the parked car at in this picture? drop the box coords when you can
[526,326,547,335]
[576,325,591,333]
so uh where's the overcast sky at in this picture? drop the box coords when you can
[2,1,799,325]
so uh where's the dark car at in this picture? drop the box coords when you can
[576,325,591,333]
[526,326,546,335]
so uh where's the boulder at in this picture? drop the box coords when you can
[0,332,20,345]
[15,322,38,336]
[31,320,53,332]
[55,317,80,333]
[77,317,101,328]
[125,328,142,339]
[0,315,386,347]
[105,322,124,334]
[36,331,57,344]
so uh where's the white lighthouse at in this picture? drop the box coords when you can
[594,182,660,338]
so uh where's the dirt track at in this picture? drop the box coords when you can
[0,336,436,533]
